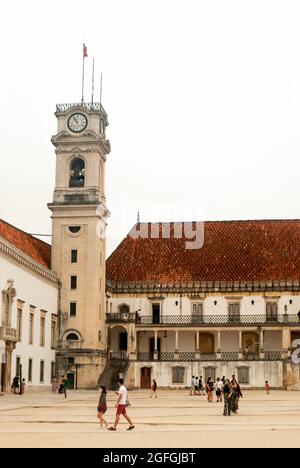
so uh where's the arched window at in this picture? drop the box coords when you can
[69,158,85,187]
[66,333,79,341]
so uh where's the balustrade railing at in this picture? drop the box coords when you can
[264,351,282,360]
[109,351,128,360]
[135,350,283,361]
[137,352,151,361]
[106,312,136,323]
[221,352,239,360]
[56,102,106,114]
[132,314,299,326]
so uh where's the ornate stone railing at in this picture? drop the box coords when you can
[0,326,18,342]
[109,351,128,360]
[56,102,107,114]
[134,314,299,327]
[136,351,283,361]
[106,313,136,324]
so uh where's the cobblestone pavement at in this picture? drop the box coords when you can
[0,390,300,447]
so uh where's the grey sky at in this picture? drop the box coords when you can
[1,0,300,255]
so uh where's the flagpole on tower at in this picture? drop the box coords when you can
[99,73,103,112]
[81,43,88,104]
[91,58,95,105]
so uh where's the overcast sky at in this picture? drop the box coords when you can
[1,0,300,255]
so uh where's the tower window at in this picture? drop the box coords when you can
[70,276,77,290]
[69,226,81,234]
[70,303,77,317]
[69,158,85,187]
[71,250,78,263]
[66,333,79,341]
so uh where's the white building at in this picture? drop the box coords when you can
[104,221,300,390]
[0,220,58,391]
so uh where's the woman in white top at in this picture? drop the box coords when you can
[215,377,223,402]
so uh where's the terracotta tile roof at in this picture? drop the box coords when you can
[106,220,300,283]
[0,219,51,270]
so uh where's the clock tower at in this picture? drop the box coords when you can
[48,102,110,388]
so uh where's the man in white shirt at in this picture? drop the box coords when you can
[108,378,135,431]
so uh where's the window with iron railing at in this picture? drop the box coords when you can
[266,302,278,322]
[192,303,204,323]
[228,303,240,323]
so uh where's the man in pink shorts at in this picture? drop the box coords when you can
[108,378,135,431]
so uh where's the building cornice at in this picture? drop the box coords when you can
[0,239,58,285]
[106,279,300,295]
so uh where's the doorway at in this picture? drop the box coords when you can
[119,332,128,351]
[140,367,151,389]
[152,304,160,324]
[67,372,75,389]
[1,362,6,392]
[149,337,161,360]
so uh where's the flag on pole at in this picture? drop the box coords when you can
[83,43,88,58]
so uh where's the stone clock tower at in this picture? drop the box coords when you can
[48,102,110,388]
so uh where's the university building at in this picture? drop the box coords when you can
[1,98,300,390]
[105,220,300,390]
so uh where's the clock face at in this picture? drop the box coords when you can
[67,113,88,133]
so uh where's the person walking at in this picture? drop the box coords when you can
[58,375,65,394]
[62,375,68,399]
[215,377,223,402]
[51,377,58,394]
[206,377,214,402]
[190,375,195,396]
[108,378,135,431]
[194,377,199,395]
[199,376,205,396]
[21,378,26,394]
[265,381,270,394]
[150,379,158,398]
[223,379,232,416]
[97,386,108,428]
[231,378,242,414]
[13,375,19,395]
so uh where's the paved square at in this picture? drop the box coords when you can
[0,389,300,448]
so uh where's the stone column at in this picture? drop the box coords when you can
[282,328,292,390]
[128,324,137,361]
[238,331,243,359]
[195,331,200,360]
[217,330,221,359]
[217,331,221,352]
[259,329,265,359]
[154,331,158,360]
[196,331,199,351]
[5,341,15,392]
[175,331,179,353]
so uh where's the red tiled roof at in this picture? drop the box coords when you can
[0,219,51,270]
[106,220,300,283]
